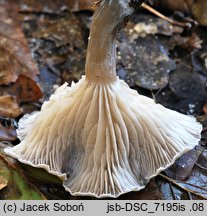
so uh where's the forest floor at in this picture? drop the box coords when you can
[0,0,207,200]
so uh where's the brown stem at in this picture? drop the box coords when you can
[85,0,134,83]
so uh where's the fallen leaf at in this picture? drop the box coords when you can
[157,172,207,200]
[178,164,207,199]
[164,149,202,181]
[117,34,176,90]
[191,0,207,26]
[11,75,42,103]
[0,95,22,118]
[168,63,206,113]
[0,75,43,104]
[19,163,62,186]
[0,4,39,85]
[30,15,87,87]
[175,149,202,180]
[156,60,206,115]
[156,179,179,200]
[0,144,45,200]
[0,175,7,190]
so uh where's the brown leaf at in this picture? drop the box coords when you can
[0,4,39,85]
[0,95,22,118]
[0,175,7,190]
[11,75,43,103]
[191,0,207,26]
[0,75,43,104]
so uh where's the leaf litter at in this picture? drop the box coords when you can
[0,4,39,84]
[0,0,206,200]
[0,175,7,191]
[0,1,42,142]
[0,143,45,199]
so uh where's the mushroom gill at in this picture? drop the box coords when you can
[5,0,202,198]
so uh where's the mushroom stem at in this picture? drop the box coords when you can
[85,0,134,83]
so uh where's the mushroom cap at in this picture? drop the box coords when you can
[5,76,202,198]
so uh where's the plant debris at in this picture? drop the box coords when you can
[0,175,7,191]
[0,4,39,85]
[0,0,206,200]
[0,143,45,199]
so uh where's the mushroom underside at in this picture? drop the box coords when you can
[5,76,202,198]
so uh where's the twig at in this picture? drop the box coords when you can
[178,181,207,193]
[159,173,207,200]
[141,3,192,28]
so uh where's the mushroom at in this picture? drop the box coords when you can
[5,0,202,198]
